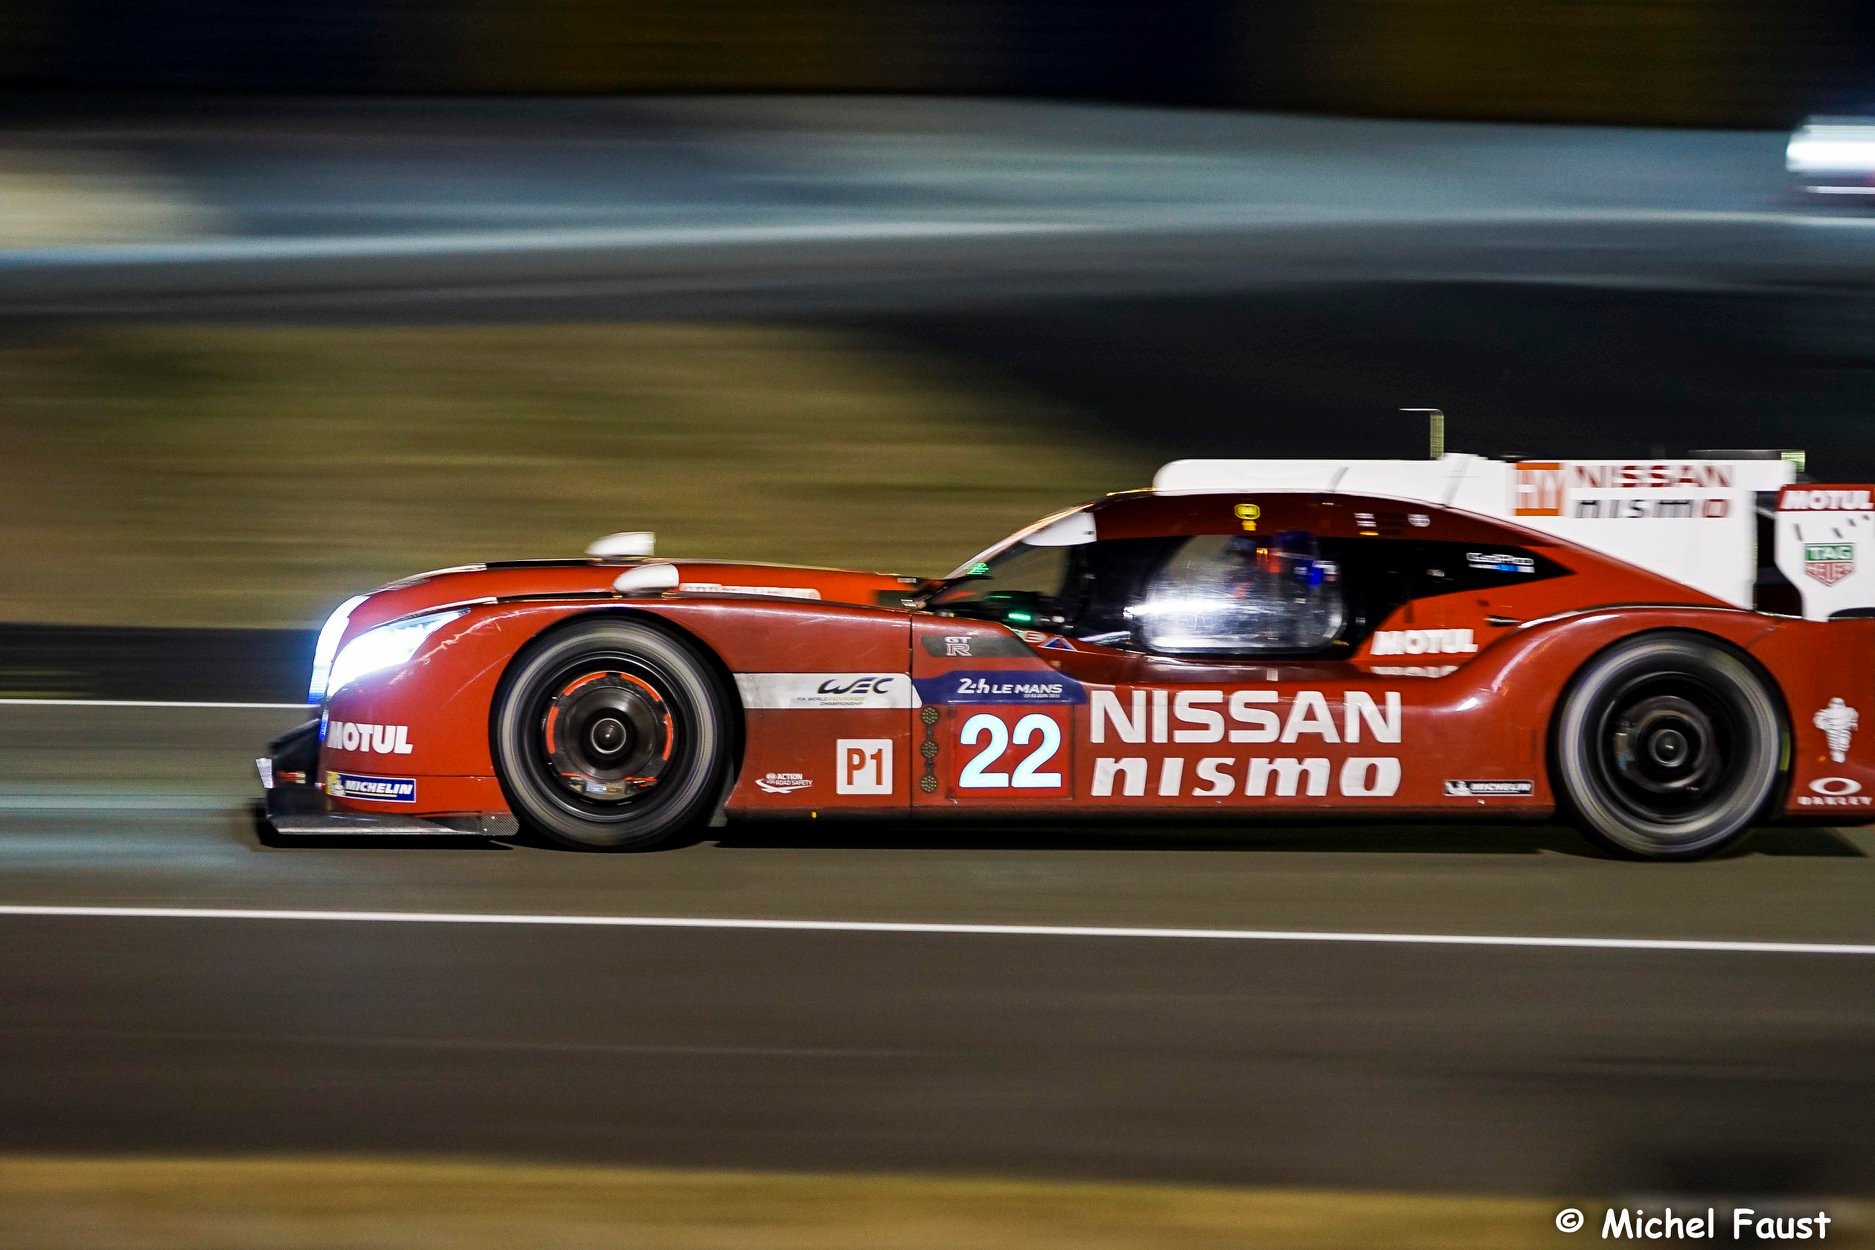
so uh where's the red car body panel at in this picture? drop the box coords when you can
[309,490,1875,829]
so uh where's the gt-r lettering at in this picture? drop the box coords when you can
[1090,755,1400,798]
[1088,690,1401,745]
[326,720,413,755]
[1370,629,1477,657]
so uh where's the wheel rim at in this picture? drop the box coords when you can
[533,654,689,819]
[1588,673,1744,830]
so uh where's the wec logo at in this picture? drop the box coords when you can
[817,676,898,696]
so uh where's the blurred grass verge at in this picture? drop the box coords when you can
[0,1157,1724,1250]
[0,323,1153,629]
[0,153,211,247]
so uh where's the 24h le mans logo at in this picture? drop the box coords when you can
[1804,542,1855,586]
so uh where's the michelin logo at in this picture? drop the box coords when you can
[1444,779,1534,797]
[1815,698,1859,764]
[326,771,417,803]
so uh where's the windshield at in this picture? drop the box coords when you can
[929,526,1349,655]
[926,541,1073,627]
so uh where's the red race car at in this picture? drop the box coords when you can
[259,451,1875,859]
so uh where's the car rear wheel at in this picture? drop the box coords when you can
[1553,634,1783,860]
[493,617,732,850]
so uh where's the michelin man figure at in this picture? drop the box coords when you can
[1816,697,1860,764]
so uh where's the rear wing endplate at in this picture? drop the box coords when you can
[1775,486,1875,620]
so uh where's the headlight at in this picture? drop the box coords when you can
[321,608,467,701]
[307,594,369,702]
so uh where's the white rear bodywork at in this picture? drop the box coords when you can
[1774,486,1875,620]
[1154,454,1801,610]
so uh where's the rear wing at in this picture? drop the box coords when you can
[1774,486,1875,620]
[1155,454,1795,608]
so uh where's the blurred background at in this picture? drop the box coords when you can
[7,0,1875,639]
[9,3,1875,1247]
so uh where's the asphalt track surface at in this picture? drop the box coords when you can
[6,702,1875,1196]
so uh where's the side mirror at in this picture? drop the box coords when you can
[586,531,656,559]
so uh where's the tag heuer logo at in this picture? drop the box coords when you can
[1804,542,1855,586]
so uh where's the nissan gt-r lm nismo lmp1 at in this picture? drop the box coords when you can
[257,451,1875,860]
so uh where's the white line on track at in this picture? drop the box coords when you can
[0,904,1871,955]
[0,699,308,710]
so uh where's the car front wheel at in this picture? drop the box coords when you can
[493,617,732,850]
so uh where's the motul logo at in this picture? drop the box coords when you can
[1780,487,1875,512]
[325,720,413,755]
[1370,628,1477,657]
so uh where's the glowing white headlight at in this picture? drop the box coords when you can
[307,594,369,702]
[322,608,467,700]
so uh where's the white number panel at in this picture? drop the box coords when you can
[835,738,894,795]
[951,710,1068,796]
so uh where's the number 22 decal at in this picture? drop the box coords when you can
[957,712,1063,789]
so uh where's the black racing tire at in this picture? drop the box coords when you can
[1552,633,1783,860]
[493,617,732,850]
